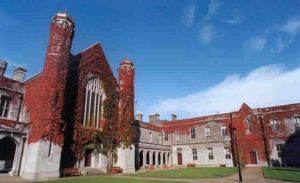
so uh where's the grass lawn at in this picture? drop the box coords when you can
[38,176,184,183]
[263,167,300,182]
[128,167,237,179]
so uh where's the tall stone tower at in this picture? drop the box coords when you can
[116,59,135,173]
[22,11,74,180]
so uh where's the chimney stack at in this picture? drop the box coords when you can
[13,67,27,82]
[136,113,143,121]
[149,113,160,122]
[171,113,177,121]
[0,59,8,76]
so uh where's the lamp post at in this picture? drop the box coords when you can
[230,113,243,182]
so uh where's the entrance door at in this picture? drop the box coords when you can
[250,151,258,164]
[84,149,93,167]
[0,137,16,173]
[177,153,182,165]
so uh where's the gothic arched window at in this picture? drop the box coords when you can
[82,77,105,128]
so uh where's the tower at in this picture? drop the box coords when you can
[116,59,135,172]
[22,11,74,180]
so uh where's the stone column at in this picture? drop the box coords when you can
[142,151,146,167]
[155,151,159,166]
[159,152,162,165]
[149,151,153,165]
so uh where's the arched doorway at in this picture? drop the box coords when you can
[163,152,166,164]
[152,152,156,166]
[84,149,93,167]
[158,152,161,165]
[139,151,143,168]
[0,137,16,173]
[250,151,258,164]
[177,152,182,165]
[146,151,150,165]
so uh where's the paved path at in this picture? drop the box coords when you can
[0,168,293,183]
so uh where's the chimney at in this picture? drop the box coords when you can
[0,59,8,76]
[149,113,160,122]
[13,67,27,82]
[136,113,143,121]
[171,113,177,121]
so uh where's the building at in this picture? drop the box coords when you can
[0,11,300,181]
[1,11,135,179]
[134,103,300,169]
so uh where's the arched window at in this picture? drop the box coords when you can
[82,77,105,128]
[246,116,253,134]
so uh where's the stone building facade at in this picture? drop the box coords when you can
[1,11,135,180]
[134,103,300,169]
[0,11,300,181]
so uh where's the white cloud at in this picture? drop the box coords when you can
[280,17,300,35]
[204,0,223,20]
[199,24,215,45]
[246,36,267,52]
[222,15,243,25]
[180,5,196,26]
[147,65,300,118]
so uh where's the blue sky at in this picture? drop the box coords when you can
[1,0,300,121]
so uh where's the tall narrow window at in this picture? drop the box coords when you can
[208,148,214,160]
[205,127,211,138]
[192,148,198,160]
[0,95,10,118]
[270,119,279,132]
[164,133,169,141]
[246,117,253,134]
[225,147,231,159]
[190,127,196,139]
[83,77,105,128]
[276,144,284,158]
[175,129,180,140]
[221,125,227,137]
[294,117,300,131]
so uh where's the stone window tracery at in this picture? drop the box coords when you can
[0,95,10,118]
[246,116,253,134]
[82,77,105,128]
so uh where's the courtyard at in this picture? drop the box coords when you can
[0,167,297,183]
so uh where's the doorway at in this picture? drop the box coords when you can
[177,152,182,165]
[250,151,258,164]
[84,149,93,167]
[0,137,16,173]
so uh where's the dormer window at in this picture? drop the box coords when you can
[82,77,105,128]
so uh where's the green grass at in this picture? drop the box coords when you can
[38,176,183,183]
[263,167,300,182]
[128,167,237,179]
